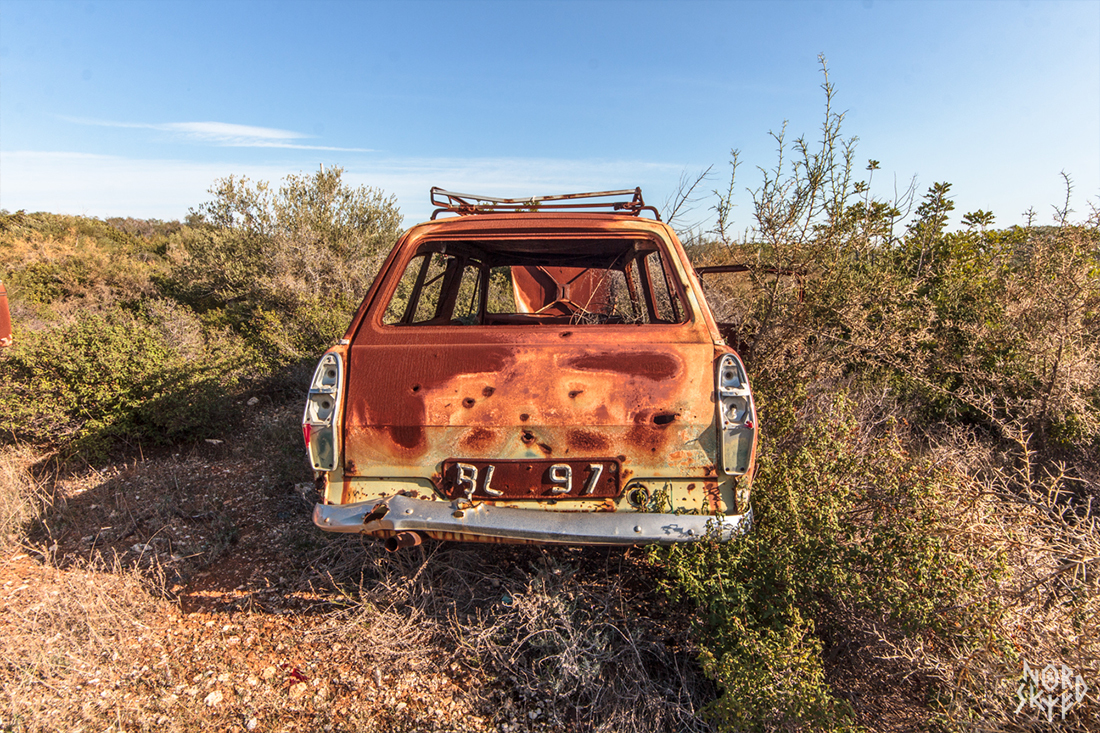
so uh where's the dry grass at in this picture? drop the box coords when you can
[312,534,715,733]
[876,429,1100,730]
[0,400,714,733]
[0,445,52,550]
[0,554,169,731]
[2,406,1097,732]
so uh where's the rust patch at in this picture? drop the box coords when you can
[703,481,722,513]
[625,412,673,454]
[388,425,425,451]
[566,429,610,452]
[461,427,496,452]
[345,460,358,476]
[344,344,514,458]
[625,424,665,453]
[565,352,681,381]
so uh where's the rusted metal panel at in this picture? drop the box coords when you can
[312,206,756,545]
[511,266,612,315]
[341,343,714,471]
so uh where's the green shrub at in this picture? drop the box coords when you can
[167,166,402,364]
[0,306,251,459]
[0,210,170,315]
[678,58,1097,729]
[652,386,993,731]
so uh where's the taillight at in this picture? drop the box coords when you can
[716,353,755,475]
[303,352,343,471]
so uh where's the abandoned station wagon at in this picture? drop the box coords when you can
[304,188,757,549]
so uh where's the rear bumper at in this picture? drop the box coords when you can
[312,494,752,545]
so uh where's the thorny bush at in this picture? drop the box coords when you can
[678,56,1099,730]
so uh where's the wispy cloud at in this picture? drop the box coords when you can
[0,150,695,224]
[62,117,373,152]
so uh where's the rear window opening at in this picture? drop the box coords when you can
[381,238,688,326]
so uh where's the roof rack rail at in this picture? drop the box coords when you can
[429,187,661,221]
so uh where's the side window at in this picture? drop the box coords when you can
[383,253,446,325]
[486,267,517,314]
[643,251,684,323]
[382,253,483,325]
[451,263,483,324]
[605,267,644,323]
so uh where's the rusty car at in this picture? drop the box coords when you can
[304,188,757,549]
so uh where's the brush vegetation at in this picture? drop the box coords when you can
[1,63,1097,731]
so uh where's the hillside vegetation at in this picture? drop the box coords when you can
[1,83,1098,731]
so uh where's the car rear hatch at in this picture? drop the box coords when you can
[340,326,724,510]
[331,215,748,517]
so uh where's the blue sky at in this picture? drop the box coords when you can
[1,0,1097,230]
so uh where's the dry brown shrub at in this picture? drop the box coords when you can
[312,536,715,733]
[867,427,1100,730]
[0,446,52,550]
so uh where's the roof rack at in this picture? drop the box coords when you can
[429,187,661,220]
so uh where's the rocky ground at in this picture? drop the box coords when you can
[0,403,714,733]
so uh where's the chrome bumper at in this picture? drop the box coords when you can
[312,494,752,545]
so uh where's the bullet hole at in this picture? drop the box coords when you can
[521,431,535,444]
[653,412,677,426]
[560,331,573,338]
[411,384,421,393]
[568,390,583,399]
[482,386,495,397]
[519,413,530,422]
[462,397,476,408]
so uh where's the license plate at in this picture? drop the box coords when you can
[440,458,622,500]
